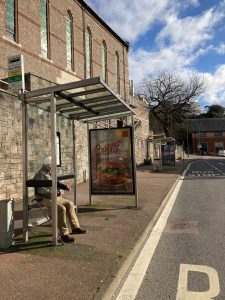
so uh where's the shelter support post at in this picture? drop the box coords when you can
[50,92,58,245]
[21,91,29,242]
[132,116,138,207]
[87,123,92,205]
[72,120,77,212]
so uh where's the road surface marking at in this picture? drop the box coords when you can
[176,264,220,300]
[116,175,183,299]
[204,160,225,175]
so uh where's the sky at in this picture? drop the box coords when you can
[86,0,225,109]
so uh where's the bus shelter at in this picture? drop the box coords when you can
[152,136,176,171]
[20,77,136,245]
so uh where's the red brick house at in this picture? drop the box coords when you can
[189,118,225,155]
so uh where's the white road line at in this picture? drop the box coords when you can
[116,174,184,300]
[205,160,225,175]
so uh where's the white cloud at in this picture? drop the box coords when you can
[130,6,225,89]
[86,0,174,42]
[129,47,195,92]
[156,8,224,51]
[86,0,225,105]
[204,65,225,106]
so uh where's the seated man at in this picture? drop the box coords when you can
[33,156,87,243]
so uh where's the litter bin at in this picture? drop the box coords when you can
[0,199,14,249]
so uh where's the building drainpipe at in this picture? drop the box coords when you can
[122,45,127,101]
[82,7,86,79]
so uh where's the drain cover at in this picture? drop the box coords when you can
[165,220,199,234]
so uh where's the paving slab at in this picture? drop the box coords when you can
[0,158,191,300]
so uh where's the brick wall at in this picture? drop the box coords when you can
[0,1,149,201]
[0,0,129,99]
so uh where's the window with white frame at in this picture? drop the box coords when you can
[215,141,223,154]
[215,131,223,137]
[56,132,61,167]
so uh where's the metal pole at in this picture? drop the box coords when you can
[21,91,29,242]
[132,116,138,207]
[50,92,58,245]
[182,141,185,165]
[159,141,162,171]
[72,119,77,212]
[87,123,92,205]
[186,117,189,157]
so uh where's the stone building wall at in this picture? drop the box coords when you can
[0,92,22,200]
[0,90,88,201]
[132,96,150,165]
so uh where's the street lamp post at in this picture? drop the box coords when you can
[198,127,201,155]
[186,117,189,157]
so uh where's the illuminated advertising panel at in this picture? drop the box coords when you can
[161,144,175,166]
[89,127,135,194]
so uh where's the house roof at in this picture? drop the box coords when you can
[188,118,225,132]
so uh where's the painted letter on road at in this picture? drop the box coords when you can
[176,264,220,299]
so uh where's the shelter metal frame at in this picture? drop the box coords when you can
[20,77,135,245]
[152,136,176,170]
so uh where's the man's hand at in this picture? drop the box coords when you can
[57,190,64,196]
[65,185,71,192]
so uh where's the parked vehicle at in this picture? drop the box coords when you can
[218,150,225,156]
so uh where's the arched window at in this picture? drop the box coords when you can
[40,0,49,58]
[66,10,74,70]
[115,52,120,94]
[102,41,107,82]
[85,27,92,78]
[5,0,17,41]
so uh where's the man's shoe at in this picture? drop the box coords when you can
[72,227,87,234]
[61,235,76,243]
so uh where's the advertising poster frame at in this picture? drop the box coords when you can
[89,126,135,195]
[161,143,176,166]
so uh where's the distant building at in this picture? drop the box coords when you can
[188,118,225,155]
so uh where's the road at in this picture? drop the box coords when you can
[116,158,225,300]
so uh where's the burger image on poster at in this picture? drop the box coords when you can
[96,159,129,185]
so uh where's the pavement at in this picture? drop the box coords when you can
[0,156,193,300]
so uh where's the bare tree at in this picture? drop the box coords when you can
[142,72,206,136]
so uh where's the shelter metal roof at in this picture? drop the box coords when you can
[153,137,176,143]
[24,77,135,122]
